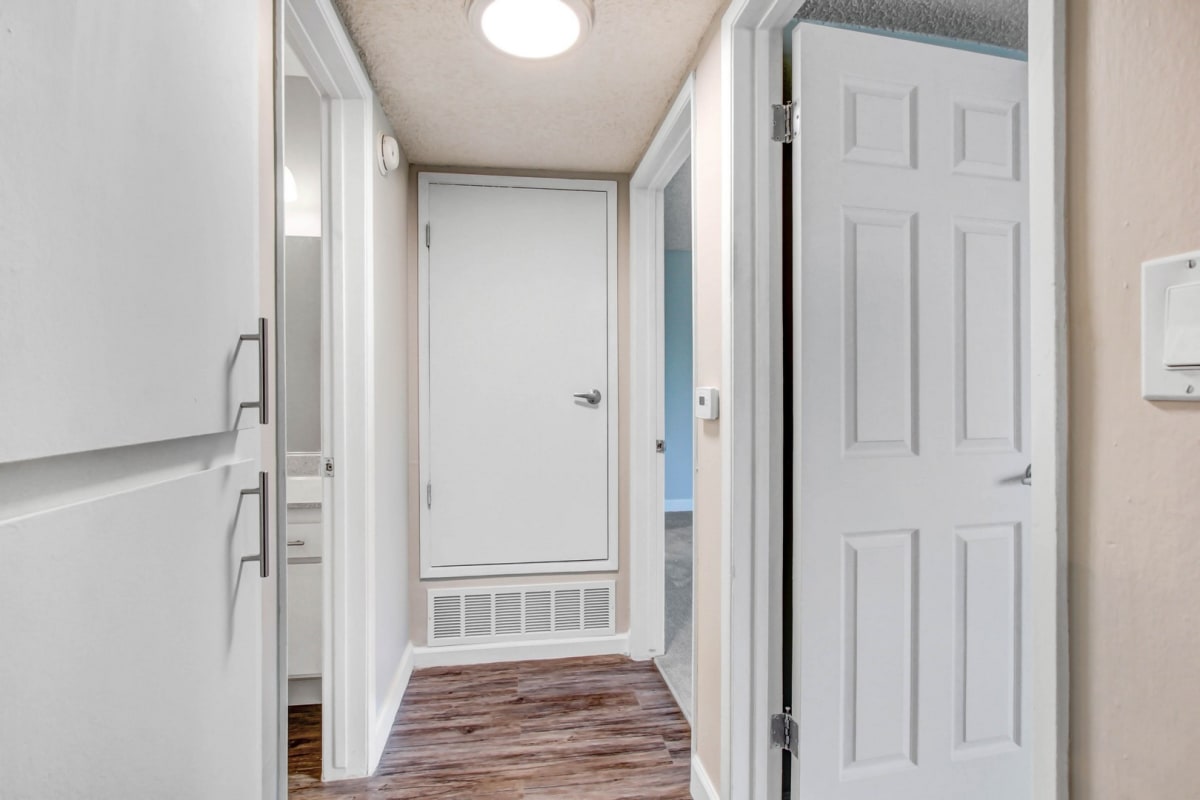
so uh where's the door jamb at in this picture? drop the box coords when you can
[720,1,1068,798]
[629,76,696,663]
[280,0,379,784]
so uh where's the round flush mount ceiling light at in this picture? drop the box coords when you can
[468,0,593,60]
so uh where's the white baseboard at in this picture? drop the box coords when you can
[690,752,719,800]
[653,658,693,726]
[412,633,629,668]
[288,676,322,707]
[367,641,414,775]
[665,498,694,513]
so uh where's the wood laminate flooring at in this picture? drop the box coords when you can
[288,655,691,799]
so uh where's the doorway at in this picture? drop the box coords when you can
[278,0,384,785]
[281,35,328,783]
[657,156,696,722]
[718,1,1066,797]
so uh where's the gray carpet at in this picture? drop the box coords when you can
[656,511,693,721]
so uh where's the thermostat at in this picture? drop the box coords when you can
[695,386,719,420]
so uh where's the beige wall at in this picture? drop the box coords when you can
[405,166,631,644]
[689,24,726,789]
[1067,1,1200,797]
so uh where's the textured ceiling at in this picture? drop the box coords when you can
[334,0,728,173]
[797,0,1026,51]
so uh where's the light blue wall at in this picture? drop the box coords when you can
[664,250,693,511]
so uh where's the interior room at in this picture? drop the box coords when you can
[659,156,695,721]
[280,41,327,780]
[6,1,1200,799]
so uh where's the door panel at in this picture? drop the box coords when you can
[0,1,260,464]
[0,3,266,797]
[793,24,1030,799]
[0,462,263,798]
[422,179,616,576]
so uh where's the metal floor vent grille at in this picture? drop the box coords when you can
[428,581,616,646]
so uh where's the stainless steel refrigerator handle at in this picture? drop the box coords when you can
[241,471,269,579]
[239,317,269,425]
[573,389,602,406]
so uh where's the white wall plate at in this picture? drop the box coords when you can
[1142,250,1200,400]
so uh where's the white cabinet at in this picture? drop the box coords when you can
[284,503,323,561]
[286,495,323,688]
[287,562,322,679]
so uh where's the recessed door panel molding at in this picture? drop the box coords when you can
[953,98,1021,180]
[841,530,919,778]
[843,207,919,457]
[841,78,918,169]
[954,523,1022,758]
[418,174,618,578]
[796,23,1031,800]
[955,218,1022,453]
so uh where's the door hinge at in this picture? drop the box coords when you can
[770,102,796,144]
[770,708,798,756]
[425,223,431,248]
[426,481,432,509]
[322,457,334,477]
[655,439,665,453]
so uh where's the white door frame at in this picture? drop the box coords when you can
[720,2,1068,799]
[281,0,379,784]
[415,172,620,580]
[629,77,695,663]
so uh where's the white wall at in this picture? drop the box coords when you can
[370,101,412,743]
[285,75,323,238]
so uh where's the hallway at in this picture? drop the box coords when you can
[288,656,691,799]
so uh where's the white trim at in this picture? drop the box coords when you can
[1027,1,1070,797]
[720,2,794,797]
[367,642,413,774]
[411,633,630,668]
[664,498,694,513]
[283,0,378,784]
[629,76,695,662]
[415,171,620,580]
[690,752,720,800]
[721,2,1068,799]
[288,677,323,707]
[654,658,693,726]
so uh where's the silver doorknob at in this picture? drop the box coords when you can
[573,389,602,406]
[1021,464,1032,485]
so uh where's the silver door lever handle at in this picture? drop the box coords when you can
[573,389,602,406]
[1021,464,1032,486]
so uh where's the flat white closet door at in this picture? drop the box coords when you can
[0,3,266,797]
[422,179,617,577]
[0,2,261,464]
[793,24,1030,800]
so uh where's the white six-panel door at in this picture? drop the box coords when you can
[793,24,1030,799]
[419,175,618,578]
[0,3,266,797]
